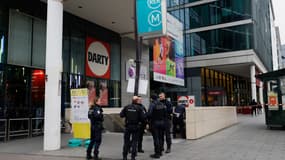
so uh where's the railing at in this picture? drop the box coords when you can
[0,119,7,142]
[8,118,30,140]
[30,118,44,136]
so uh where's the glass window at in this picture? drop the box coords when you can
[70,29,85,74]
[8,10,32,66]
[186,24,252,56]
[109,80,121,107]
[32,19,46,68]
[188,0,252,29]
[0,64,4,118]
[110,42,120,81]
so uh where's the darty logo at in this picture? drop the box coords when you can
[147,0,161,9]
[87,41,110,77]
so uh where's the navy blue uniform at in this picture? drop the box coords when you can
[173,104,186,138]
[148,100,167,158]
[160,99,172,151]
[120,103,144,160]
[137,104,147,152]
[87,104,104,160]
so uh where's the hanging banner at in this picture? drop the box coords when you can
[153,36,184,86]
[70,88,90,138]
[86,36,111,79]
[136,0,167,38]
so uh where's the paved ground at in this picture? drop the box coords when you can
[0,114,285,160]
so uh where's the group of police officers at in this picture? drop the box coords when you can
[87,92,186,160]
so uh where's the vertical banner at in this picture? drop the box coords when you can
[86,36,111,79]
[70,88,90,138]
[137,0,167,38]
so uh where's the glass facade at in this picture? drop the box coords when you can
[0,0,123,121]
[252,0,272,71]
[185,24,253,56]
[188,0,251,29]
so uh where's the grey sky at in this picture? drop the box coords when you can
[273,0,285,44]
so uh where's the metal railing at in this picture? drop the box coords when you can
[30,118,44,136]
[0,119,7,142]
[8,118,30,140]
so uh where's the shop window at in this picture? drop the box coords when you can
[70,29,85,74]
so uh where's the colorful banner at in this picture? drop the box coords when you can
[153,36,184,86]
[86,36,110,79]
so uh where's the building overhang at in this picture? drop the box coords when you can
[185,49,268,78]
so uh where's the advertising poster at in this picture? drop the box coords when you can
[87,80,96,106]
[86,36,111,79]
[153,36,184,86]
[98,80,108,106]
[70,88,90,139]
[268,91,279,110]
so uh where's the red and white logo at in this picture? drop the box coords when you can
[86,37,110,79]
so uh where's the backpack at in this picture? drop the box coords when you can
[153,101,167,121]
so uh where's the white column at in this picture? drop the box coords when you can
[259,81,264,105]
[44,0,63,151]
[250,65,257,101]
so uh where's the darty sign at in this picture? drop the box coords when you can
[86,37,110,79]
[136,0,167,38]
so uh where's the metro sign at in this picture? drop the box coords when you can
[136,0,167,38]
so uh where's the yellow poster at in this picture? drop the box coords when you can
[70,88,90,139]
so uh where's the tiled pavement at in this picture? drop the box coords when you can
[0,114,285,160]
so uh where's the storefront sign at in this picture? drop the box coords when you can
[177,95,195,107]
[136,0,167,38]
[86,37,110,79]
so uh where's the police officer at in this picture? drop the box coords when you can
[173,103,186,139]
[137,96,147,153]
[87,97,104,160]
[120,96,144,160]
[158,92,172,153]
[148,95,167,158]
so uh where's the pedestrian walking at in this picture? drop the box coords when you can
[158,92,173,153]
[148,95,167,159]
[120,96,145,160]
[86,97,104,160]
[173,103,186,139]
[250,99,257,116]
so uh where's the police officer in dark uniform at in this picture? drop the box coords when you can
[120,96,144,160]
[87,97,104,160]
[148,95,167,159]
[173,103,186,139]
[158,92,172,153]
[137,96,147,153]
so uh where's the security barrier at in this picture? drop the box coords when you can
[8,118,30,140]
[0,119,7,142]
[31,118,44,136]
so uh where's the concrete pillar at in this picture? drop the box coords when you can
[44,0,63,151]
[250,65,257,101]
[259,81,264,105]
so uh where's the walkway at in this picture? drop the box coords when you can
[0,115,285,160]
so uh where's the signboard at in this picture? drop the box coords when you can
[86,36,110,79]
[177,96,195,107]
[127,79,148,95]
[153,36,184,86]
[268,91,278,110]
[70,88,89,123]
[126,59,148,80]
[137,0,167,38]
[70,88,90,139]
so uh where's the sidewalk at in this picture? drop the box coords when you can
[0,114,285,160]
